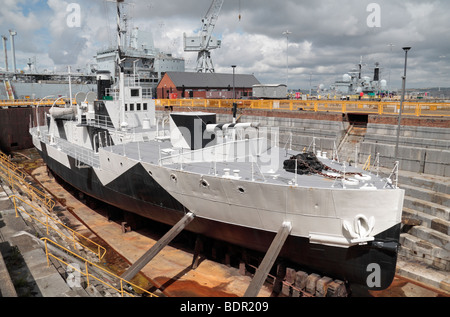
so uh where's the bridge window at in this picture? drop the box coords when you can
[131,89,140,97]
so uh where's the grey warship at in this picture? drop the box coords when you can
[30,1,404,293]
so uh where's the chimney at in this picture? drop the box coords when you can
[374,63,380,82]
[9,30,17,73]
[1,36,8,72]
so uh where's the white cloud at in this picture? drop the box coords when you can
[1,0,449,89]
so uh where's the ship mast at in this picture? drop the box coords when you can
[108,0,128,130]
[118,1,126,131]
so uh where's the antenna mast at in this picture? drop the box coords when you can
[116,0,125,64]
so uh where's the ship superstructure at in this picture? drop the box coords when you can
[331,59,388,97]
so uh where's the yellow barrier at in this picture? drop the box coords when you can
[1,153,155,296]
[0,151,106,260]
[0,152,55,211]
[10,195,106,261]
[156,99,450,117]
[0,98,76,107]
[41,238,157,297]
[2,97,448,117]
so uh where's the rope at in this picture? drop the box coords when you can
[284,153,363,180]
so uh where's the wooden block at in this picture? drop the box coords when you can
[326,280,348,297]
[306,273,321,295]
[294,271,308,291]
[316,276,333,297]
[285,267,296,284]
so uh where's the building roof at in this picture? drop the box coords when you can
[163,72,260,89]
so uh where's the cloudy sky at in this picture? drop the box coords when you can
[1,0,449,90]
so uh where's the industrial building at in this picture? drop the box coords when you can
[252,84,288,99]
[157,71,260,99]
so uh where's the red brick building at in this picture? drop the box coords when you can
[157,72,260,99]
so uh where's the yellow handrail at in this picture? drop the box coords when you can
[0,98,75,107]
[41,238,157,297]
[10,195,107,261]
[0,152,56,211]
[156,99,450,117]
[1,97,449,116]
[362,155,372,171]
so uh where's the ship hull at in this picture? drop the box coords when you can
[35,141,400,291]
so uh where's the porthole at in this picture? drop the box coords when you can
[238,187,245,194]
[148,170,153,176]
[170,174,178,183]
[200,179,209,189]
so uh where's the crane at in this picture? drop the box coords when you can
[184,0,224,73]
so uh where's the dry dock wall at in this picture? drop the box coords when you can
[359,116,450,177]
[0,106,50,153]
[2,103,448,177]
[206,109,449,177]
[216,112,347,155]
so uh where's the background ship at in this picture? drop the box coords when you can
[330,59,389,98]
[0,9,184,101]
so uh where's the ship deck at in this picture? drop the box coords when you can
[103,133,392,191]
[32,125,394,191]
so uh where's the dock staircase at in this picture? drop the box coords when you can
[396,170,450,289]
[0,152,157,297]
[337,125,367,165]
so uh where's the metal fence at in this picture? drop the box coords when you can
[156,99,450,117]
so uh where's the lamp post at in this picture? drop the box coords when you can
[283,30,291,89]
[231,65,237,123]
[231,65,236,100]
[387,43,395,98]
[394,47,411,162]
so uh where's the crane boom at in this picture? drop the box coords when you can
[200,0,223,50]
[184,0,224,73]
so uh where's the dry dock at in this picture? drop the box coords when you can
[1,149,449,298]
[0,100,449,298]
